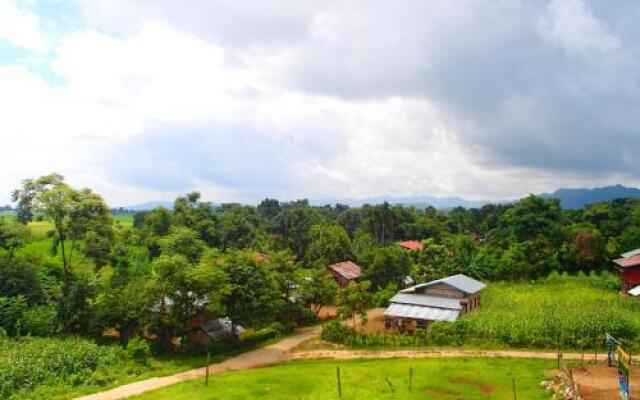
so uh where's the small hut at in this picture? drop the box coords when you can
[327,261,362,288]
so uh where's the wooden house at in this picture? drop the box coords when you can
[327,260,362,288]
[614,249,640,294]
[384,274,485,331]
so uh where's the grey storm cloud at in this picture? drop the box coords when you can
[80,0,640,180]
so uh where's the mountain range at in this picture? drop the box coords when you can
[119,185,640,211]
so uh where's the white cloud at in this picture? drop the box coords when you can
[0,1,48,53]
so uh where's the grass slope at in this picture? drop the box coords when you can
[130,358,553,400]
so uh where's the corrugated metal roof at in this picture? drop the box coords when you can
[614,254,640,268]
[384,303,460,322]
[629,286,640,296]
[622,249,640,258]
[327,261,362,280]
[389,293,462,310]
[408,274,486,294]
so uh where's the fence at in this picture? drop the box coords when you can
[557,353,584,400]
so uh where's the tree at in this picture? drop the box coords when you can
[305,224,352,265]
[0,218,31,260]
[12,174,113,330]
[336,280,372,334]
[298,267,338,316]
[274,202,323,259]
[221,250,283,329]
[160,227,205,265]
[360,246,411,290]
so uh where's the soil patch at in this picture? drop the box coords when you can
[573,364,640,400]
[450,378,495,393]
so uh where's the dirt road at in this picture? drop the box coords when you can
[74,327,320,400]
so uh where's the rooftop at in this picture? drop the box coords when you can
[388,292,462,310]
[614,254,640,268]
[327,260,362,280]
[402,274,486,295]
[397,240,423,250]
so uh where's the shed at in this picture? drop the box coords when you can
[327,261,362,287]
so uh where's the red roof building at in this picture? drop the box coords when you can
[397,240,423,251]
[613,250,640,293]
[327,261,362,287]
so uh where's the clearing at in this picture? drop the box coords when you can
[127,357,554,399]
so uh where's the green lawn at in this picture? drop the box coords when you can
[130,358,554,400]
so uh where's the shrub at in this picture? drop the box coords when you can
[20,305,56,336]
[321,321,353,343]
[126,338,151,366]
[426,321,457,346]
[0,336,125,399]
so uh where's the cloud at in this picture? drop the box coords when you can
[0,1,49,53]
[2,0,640,206]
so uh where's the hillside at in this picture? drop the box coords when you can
[541,185,640,209]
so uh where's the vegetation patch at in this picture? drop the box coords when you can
[127,357,554,400]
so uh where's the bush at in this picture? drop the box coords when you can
[20,305,56,336]
[126,338,151,366]
[242,327,280,346]
[0,336,125,399]
[321,321,353,343]
[426,321,458,346]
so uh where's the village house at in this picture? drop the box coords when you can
[327,260,362,288]
[384,274,485,331]
[613,249,640,294]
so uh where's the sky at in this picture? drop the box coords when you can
[1,0,639,207]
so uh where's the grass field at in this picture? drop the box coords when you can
[129,358,554,400]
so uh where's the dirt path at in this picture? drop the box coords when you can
[77,328,610,400]
[291,348,609,361]
[75,327,321,400]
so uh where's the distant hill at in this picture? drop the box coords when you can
[119,200,174,211]
[541,185,640,209]
[115,184,640,212]
[309,195,494,209]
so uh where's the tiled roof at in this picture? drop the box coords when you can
[327,261,362,280]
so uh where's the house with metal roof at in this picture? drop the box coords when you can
[383,274,485,331]
[614,249,640,294]
[327,260,362,288]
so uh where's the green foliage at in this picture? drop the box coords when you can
[127,338,151,366]
[461,273,640,349]
[305,223,351,264]
[360,246,411,289]
[321,320,353,343]
[336,280,373,333]
[0,336,125,399]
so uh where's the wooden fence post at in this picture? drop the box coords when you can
[409,367,413,392]
[205,351,210,386]
[512,377,517,400]
[337,366,342,399]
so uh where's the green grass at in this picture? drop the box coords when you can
[112,213,134,227]
[129,358,554,400]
